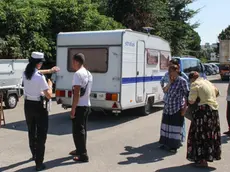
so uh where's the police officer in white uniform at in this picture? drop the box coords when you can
[23,52,53,171]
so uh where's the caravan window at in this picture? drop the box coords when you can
[67,48,108,73]
[160,51,170,70]
[147,49,158,65]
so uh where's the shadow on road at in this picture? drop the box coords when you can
[3,107,163,136]
[118,142,175,165]
[155,164,216,172]
[0,156,76,172]
[0,159,32,172]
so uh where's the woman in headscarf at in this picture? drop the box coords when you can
[159,65,189,153]
[187,71,221,167]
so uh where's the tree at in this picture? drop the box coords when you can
[0,0,202,61]
[105,0,169,33]
[166,0,200,56]
[100,0,201,56]
[213,42,219,57]
[216,25,230,58]
[43,0,123,60]
[218,25,230,40]
[184,26,201,57]
[0,0,51,58]
[0,0,122,60]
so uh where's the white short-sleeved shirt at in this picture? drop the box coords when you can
[23,69,49,99]
[72,67,93,106]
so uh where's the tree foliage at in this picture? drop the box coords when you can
[0,0,201,60]
[167,0,201,55]
[101,0,201,56]
[0,0,122,60]
[218,25,230,40]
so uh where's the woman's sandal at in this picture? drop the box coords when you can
[159,145,166,150]
[195,160,208,167]
[69,150,77,155]
[169,149,177,154]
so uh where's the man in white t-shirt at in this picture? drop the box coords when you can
[70,53,92,163]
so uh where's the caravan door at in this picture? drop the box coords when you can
[136,40,145,103]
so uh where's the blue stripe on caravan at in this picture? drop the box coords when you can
[122,76,163,84]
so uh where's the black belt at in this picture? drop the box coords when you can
[76,106,90,109]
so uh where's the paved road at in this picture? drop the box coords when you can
[0,75,229,172]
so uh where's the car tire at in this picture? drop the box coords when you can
[5,94,18,109]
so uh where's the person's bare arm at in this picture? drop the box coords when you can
[39,69,52,74]
[70,85,80,119]
[188,82,197,105]
[181,101,187,116]
[39,66,60,75]
[43,79,53,99]
[189,100,196,104]
[163,83,171,93]
[72,85,80,110]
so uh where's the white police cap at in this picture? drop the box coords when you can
[31,52,45,61]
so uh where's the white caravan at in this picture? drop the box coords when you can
[55,29,171,115]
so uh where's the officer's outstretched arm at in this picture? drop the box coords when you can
[39,66,60,74]
[39,69,52,74]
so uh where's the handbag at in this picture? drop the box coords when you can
[184,97,200,121]
[80,70,90,97]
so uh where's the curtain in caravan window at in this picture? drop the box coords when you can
[147,49,158,65]
[68,48,108,73]
[160,51,170,70]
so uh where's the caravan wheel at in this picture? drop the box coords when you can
[139,98,153,116]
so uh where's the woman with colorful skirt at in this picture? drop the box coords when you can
[187,71,221,167]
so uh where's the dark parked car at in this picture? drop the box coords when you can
[219,64,230,80]
[204,63,216,75]
[209,63,219,74]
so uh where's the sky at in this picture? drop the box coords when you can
[188,0,230,45]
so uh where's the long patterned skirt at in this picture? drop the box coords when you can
[159,110,184,149]
[187,104,221,162]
